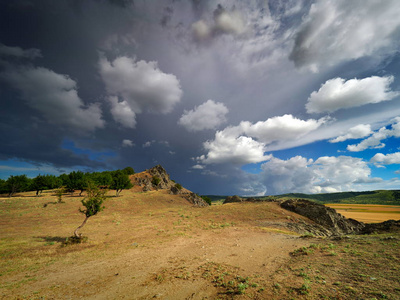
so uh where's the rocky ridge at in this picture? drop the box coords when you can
[223,196,400,236]
[130,165,209,207]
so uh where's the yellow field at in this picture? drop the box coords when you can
[326,203,400,223]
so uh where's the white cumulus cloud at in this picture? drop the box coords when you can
[260,155,381,194]
[99,55,182,127]
[198,132,271,165]
[197,114,326,165]
[108,96,136,128]
[122,139,134,147]
[241,114,327,144]
[329,124,372,143]
[371,152,400,165]
[178,100,228,132]
[347,117,400,152]
[306,76,398,114]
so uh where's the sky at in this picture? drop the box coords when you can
[1,0,400,196]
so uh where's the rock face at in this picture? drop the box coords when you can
[131,165,209,207]
[280,199,365,236]
[132,165,174,191]
[184,192,210,207]
[223,195,243,204]
[361,220,400,234]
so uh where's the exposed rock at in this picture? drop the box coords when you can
[223,195,243,204]
[130,165,209,207]
[286,221,333,237]
[148,165,175,190]
[170,185,182,195]
[280,199,365,236]
[131,165,175,191]
[361,219,400,234]
[184,192,209,207]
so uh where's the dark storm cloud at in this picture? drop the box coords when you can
[160,6,173,28]
[1,0,400,195]
[0,43,42,59]
[0,102,105,169]
[1,64,105,131]
[105,0,134,8]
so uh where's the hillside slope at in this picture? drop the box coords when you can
[1,188,399,299]
[273,190,400,204]
[1,167,400,299]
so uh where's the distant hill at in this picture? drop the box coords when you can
[272,190,400,205]
[204,190,400,205]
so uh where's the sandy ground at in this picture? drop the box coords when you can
[2,229,309,299]
[2,190,399,299]
[0,190,312,299]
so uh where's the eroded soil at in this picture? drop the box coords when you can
[1,190,399,299]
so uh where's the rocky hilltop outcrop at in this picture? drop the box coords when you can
[223,195,243,204]
[131,165,209,207]
[131,165,174,192]
[280,199,365,236]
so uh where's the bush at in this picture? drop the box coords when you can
[122,167,135,175]
[152,176,161,186]
[201,196,212,205]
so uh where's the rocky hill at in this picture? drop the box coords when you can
[223,195,400,236]
[130,165,209,207]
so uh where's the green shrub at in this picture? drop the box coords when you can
[201,196,212,205]
[152,176,161,186]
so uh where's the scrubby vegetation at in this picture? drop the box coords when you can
[0,167,135,198]
[201,195,212,205]
[0,166,399,299]
[1,189,397,299]
[151,175,161,187]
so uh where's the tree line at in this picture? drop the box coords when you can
[0,166,134,197]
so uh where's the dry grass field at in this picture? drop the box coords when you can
[326,204,400,223]
[1,189,399,299]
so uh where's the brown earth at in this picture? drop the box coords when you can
[0,188,314,299]
[1,185,399,299]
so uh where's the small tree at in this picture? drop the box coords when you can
[122,166,135,175]
[67,171,86,196]
[31,174,47,196]
[55,186,65,203]
[32,174,62,196]
[87,171,113,188]
[0,179,6,195]
[110,170,133,196]
[74,182,106,238]
[5,175,29,197]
